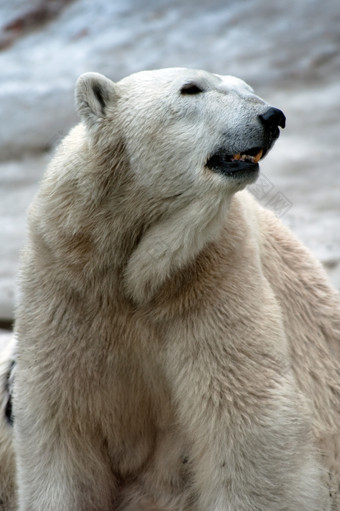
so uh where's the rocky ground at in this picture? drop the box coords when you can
[0,0,340,341]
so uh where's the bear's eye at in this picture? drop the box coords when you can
[180,83,204,95]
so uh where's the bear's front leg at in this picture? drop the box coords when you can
[164,338,328,511]
[13,382,116,511]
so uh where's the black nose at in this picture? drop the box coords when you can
[259,107,286,129]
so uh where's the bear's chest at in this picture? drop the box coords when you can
[110,424,192,511]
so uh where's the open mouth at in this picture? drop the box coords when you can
[206,147,265,177]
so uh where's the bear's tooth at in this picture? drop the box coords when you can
[253,149,263,163]
[232,153,241,161]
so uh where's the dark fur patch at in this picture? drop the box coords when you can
[4,360,15,426]
[93,84,106,115]
[5,395,13,426]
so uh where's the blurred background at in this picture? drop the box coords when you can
[0,0,340,343]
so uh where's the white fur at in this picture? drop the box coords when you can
[0,337,16,511]
[7,68,339,511]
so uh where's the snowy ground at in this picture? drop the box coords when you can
[0,0,340,326]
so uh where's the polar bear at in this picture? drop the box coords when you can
[0,337,16,511]
[3,67,339,510]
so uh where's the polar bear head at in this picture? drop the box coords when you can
[73,68,285,303]
[76,68,285,199]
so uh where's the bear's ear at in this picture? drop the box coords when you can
[75,72,118,125]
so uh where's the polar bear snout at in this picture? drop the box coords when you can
[205,99,285,183]
[259,107,286,138]
[259,107,286,129]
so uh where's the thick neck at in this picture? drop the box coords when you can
[124,191,231,304]
[30,128,232,305]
